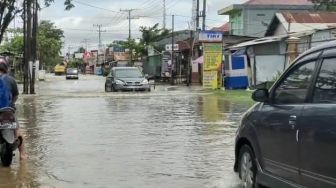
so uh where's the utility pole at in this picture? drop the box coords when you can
[202,0,206,30]
[23,0,28,94]
[94,24,106,64]
[170,15,175,85]
[30,0,38,94]
[187,30,193,86]
[67,45,72,58]
[120,9,137,64]
[23,0,32,94]
[93,24,106,50]
[82,39,89,52]
[27,0,32,92]
[163,0,166,29]
[196,0,200,30]
[120,9,137,40]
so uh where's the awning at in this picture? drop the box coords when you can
[192,56,203,64]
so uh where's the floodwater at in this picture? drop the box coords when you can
[0,75,252,188]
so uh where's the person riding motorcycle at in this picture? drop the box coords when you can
[0,58,26,160]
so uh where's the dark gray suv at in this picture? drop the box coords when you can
[235,41,336,188]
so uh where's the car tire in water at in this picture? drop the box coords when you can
[111,86,117,92]
[238,145,257,188]
[1,143,13,167]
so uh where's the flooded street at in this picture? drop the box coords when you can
[1,75,251,188]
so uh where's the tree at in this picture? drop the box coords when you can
[0,0,73,44]
[0,35,24,55]
[139,23,170,56]
[139,23,170,46]
[310,0,336,11]
[76,47,85,53]
[37,20,64,68]
[0,1,21,44]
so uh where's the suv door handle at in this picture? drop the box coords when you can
[289,115,297,129]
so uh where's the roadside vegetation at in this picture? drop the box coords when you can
[213,89,254,105]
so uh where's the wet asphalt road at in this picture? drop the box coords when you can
[0,74,251,188]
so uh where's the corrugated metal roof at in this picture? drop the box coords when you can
[266,12,336,36]
[230,30,315,49]
[244,0,313,5]
[282,12,336,23]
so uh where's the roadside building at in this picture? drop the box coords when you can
[217,0,314,37]
[223,11,336,89]
[265,12,336,52]
[226,30,336,88]
[145,30,193,83]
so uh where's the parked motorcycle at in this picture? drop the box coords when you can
[0,107,21,166]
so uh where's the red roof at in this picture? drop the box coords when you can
[176,38,193,51]
[211,23,230,32]
[244,0,313,5]
[282,12,336,23]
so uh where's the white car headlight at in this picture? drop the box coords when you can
[115,80,125,85]
[142,79,149,84]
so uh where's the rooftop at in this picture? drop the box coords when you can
[218,0,314,15]
[266,12,336,36]
[244,0,313,5]
[282,12,336,23]
[211,23,230,33]
[229,30,315,49]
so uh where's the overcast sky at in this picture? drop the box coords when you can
[38,0,246,54]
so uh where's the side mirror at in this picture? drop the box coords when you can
[145,74,149,79]
[252,89,269,102]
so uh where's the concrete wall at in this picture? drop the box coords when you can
[311,30,336,47]
[252,42,281,55]
[274,24,287,36]
[230,10,244,36]
[243,9,280,37]
[144,55,161,77]
[229,8,310,37]
[245,41,287,86]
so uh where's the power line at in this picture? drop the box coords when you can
[72,0,120,13]
[137,0,160,13]
[142,0,179,18]
[62,28,134,32]
[137,0,157,10]
[71,0,127,25]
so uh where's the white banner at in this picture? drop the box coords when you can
[165,44,179,51]
[198,31,223,42]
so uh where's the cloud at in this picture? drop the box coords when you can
[40,0,247,54]
[54,16,84,28]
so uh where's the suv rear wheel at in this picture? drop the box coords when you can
[238,145,257,188]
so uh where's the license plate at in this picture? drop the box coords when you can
[0,122,17,129]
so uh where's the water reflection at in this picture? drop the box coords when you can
[5,82,251,187]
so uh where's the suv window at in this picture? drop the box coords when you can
[313,58,336,103]
[274,61,316,104]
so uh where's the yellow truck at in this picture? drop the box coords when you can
[54,63,66,75]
